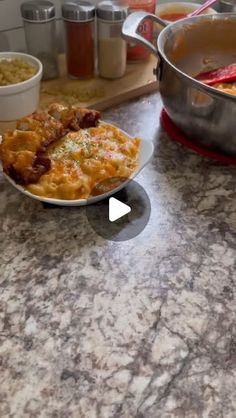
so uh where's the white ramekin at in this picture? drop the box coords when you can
[0,52,43,121]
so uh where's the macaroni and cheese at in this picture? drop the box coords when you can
[26,123,140,200]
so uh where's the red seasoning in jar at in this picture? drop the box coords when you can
[62,1,95,79]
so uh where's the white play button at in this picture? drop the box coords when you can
[86,177,151,241]
[109,197,131,222]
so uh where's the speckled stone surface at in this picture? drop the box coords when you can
[1,93,236,418]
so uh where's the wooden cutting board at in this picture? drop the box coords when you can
[41,54,158,110]
[0,54,158,134]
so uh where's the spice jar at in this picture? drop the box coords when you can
[62,1,95,79]
[97,1,128,79]
[21,0,58,80]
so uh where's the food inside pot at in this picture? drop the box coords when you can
[195,63,236,96]
[212,82,236,96]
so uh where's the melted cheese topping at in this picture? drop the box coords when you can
[26,123,140,200]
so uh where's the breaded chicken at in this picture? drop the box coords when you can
[0,104,101,185]
[48,103,100,130]
[1,111,65,184]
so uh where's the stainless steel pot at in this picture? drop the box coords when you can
[122,12,236,156]
[219,0,236,13]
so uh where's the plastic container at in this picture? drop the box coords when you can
[156,2,217,23]
[0,52,42,121]
[127,0,156,61]
[21,0,58,80]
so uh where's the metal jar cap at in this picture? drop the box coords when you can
[97,1,128,21]
[62,1,95,22]
[21,0,55,21]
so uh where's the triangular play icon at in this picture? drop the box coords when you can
[109,197,131,222]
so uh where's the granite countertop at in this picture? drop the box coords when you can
[1,93,236,418]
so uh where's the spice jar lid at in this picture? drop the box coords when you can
[21,0,55,21]
[62,1,95,22]
[97,1,128,21]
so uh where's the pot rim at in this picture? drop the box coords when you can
[157,13,236,102]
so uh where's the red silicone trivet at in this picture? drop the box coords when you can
[160,108,236,165]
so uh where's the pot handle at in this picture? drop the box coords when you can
[122,11,167,56]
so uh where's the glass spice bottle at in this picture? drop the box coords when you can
[97,1,128,79]
[62,1,95,79]
[21,0,58,80]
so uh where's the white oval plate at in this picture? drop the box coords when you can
[0,124,154,206]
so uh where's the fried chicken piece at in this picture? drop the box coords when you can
[16,111,66,142]
[0,129,51,184]
[0,104,101,186]
[47,103,66,120]
[1,112,65,185]
[48,103,101,130]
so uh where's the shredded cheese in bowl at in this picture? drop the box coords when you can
[0,58,37,86]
